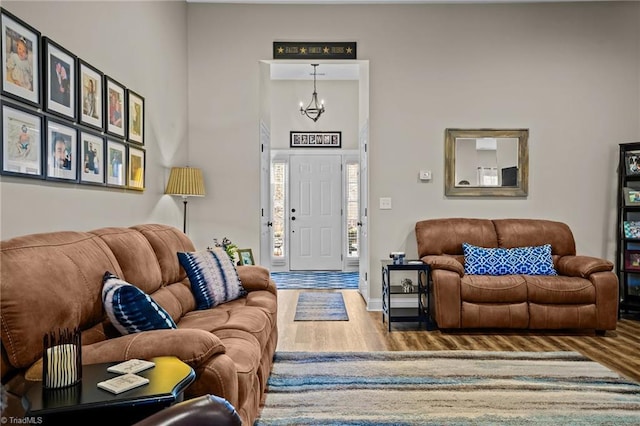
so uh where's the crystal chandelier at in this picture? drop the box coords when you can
[299,64,325,122]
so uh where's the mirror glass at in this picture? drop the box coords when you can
[445,129,529,197]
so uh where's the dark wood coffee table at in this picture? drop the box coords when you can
[23,356,195,425]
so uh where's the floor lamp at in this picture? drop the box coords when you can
[165,167,206,233]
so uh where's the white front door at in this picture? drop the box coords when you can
[289,155,342,271]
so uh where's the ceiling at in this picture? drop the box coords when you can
[187,0,617,3]
[270,63,360,80]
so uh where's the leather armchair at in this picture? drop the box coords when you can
[132,395,242,426]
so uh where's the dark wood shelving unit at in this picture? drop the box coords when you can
[615,142,640,315]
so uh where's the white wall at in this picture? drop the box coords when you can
[0,1,188,239]
[186,2,640,303]
[270,79,358,149]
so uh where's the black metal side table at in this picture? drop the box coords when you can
[23,356,195,425]
[381,259,436,331]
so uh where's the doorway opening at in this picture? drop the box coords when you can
[259,60,370,299]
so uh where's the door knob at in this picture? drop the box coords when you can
[267,221,273,227]
[291,216,296,221]
[291,208,296,213]
[357,221,363,227]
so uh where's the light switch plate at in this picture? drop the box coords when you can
[379,197,392,209]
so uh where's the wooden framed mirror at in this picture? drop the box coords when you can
[444,128,529,197]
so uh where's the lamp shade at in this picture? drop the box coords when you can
[165,167,206,197]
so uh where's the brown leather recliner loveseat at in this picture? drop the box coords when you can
[1,224,277,425]
[415,218,618,332]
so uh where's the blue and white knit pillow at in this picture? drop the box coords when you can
[462,243,557,276]
[102,272,177,335]
[177,248,247,310]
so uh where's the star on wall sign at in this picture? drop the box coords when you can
[273,42,357,60]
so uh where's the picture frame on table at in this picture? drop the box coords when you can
[237,248,255,266]
[77,60,103,131]
[127,144,145,191]
[1,8,40,107]
[106,139,126,187]
[45,117,78,182]
[290,131,341,148]
[127,89,144,145]
[625,151,640,176]
[43,37,76,121]
[79,130,105,185]
[625,250,640,271]
[1,100,43,178]
[105,76,126,138]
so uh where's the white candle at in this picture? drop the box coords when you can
[46,344,78,388]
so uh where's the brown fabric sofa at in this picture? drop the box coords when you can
[0,224,277,425]
[415,218,618,332]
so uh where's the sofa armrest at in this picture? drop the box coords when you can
[237,265,277,295]
[421,255,464,277]
[556,255,613,278]
[82,329,226,367]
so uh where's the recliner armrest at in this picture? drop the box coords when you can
[132,394,242,426]
[421,255,465,277]
[556,255,613,278]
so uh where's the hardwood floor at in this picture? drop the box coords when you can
[276,289,640,383]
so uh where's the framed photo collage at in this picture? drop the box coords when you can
[0,8,146,191]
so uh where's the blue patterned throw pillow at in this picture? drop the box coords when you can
[177,248,247,310]
[462,243,557,276]
[102,272,177,335]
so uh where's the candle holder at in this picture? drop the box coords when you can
[42,328,82,389]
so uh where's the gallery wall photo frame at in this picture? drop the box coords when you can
[106,138,126,187]
[79,129,105,186]
[290,131,341,148]
[43,37,76,121]
[45,117,78,182]
[127,89,144,145]
[127,144,145,191]
[105,76,126,139]
[1,8,41,107]
[78,60,104,131]
[1,100,43,178]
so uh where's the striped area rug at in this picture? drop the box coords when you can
[294,292,349,321]
[270,271,359,290]
[255,351,640,425]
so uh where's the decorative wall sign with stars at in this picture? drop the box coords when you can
[273,42,357,60]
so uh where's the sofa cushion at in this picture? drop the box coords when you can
[525,276,596,304]
[463,243,557,276]
[178,248,247,309]
[102,272,177,335]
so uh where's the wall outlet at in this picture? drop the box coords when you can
[379,197,392,210]
[419,170,432,181]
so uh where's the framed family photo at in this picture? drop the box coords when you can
[105,76,126,138]
[127,145,145,191]
[1,100,42,178]
[626,250,640,271]
[625,151,640,176]
[79,130,105,185]
[127,89,144,145]
[45,117,77,182]
[237,248,255,266]
[78,60,103,130]
[43,37,76,121]
[290,131,341,148]
[106,139,126,187]
[1,8,40,107]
